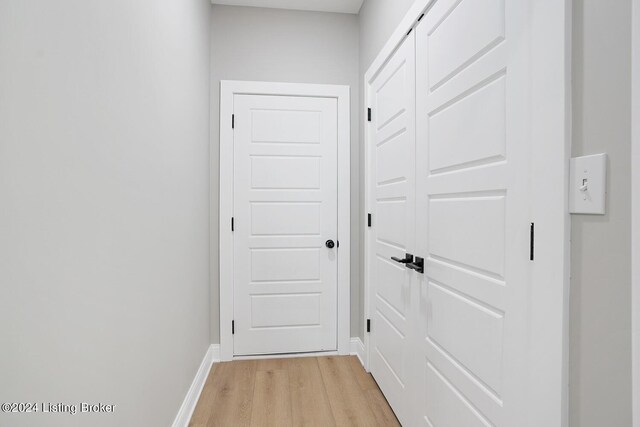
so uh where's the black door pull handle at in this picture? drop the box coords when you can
[391,253,413,264]
[406,257,424,274]
[325,240,335,249]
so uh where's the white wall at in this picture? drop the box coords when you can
[358,0,416,75]
[571,0,633,425]
[0,1,212,426]
[209,5,360,341]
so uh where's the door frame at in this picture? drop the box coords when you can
[363,0,572,425]
[633,0,640,424]
[219,80,351,362]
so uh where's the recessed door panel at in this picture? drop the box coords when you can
[376,256,408,317]
[427,282,505,395]
[250,294,321,328]
[425,361,493,427]
[374,308,407,388]
[251,109,321,143]
[377,135,410,186]
[377,199,408,250]
[251,156,320,189]
[376,61,409,129]
[250,202,321,236]
[429,75,507,173]
[429,195,506,277]
[250,248,321,282]
[427,0,505,89]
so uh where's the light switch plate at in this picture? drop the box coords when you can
[569,153,607,215]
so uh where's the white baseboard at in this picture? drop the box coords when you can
[350,337,366,367]
[210,344,220,363]
[172,344,220,427]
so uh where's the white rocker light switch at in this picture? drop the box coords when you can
[569,153,607,215]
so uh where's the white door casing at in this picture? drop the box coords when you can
[233,94,338,356]
[367,32,417,426]
[633,0,640,425]
[219,81,351,361]
[364,0,570,426]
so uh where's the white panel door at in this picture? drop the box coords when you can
[414,0,532,425]
[233,94,338,356]
[367,32,416,426]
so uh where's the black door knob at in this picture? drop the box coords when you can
[325,240,335,249]
[406,256,424,274]
[391,253,413,264]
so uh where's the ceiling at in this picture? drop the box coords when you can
[210,0,365,14]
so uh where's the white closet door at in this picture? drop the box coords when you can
[233,94,338,356]
[367,32,416,425]
[414,0,532,425]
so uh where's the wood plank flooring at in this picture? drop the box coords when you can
[189,356,400,427]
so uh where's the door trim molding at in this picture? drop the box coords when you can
[350,337,367,367]
[633,0,640,424]
[219,80,351,361]
[363,1,571,425]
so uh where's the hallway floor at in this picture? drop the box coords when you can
[189,355,400,426]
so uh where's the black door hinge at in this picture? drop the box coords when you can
[232,114,235,129]
[367,213,372,227]
[367,108,372,122]
[530,222,535,261]
[418,13,425,21]
[231,217,234,232]
[407,27,413,36]
[366,319,371,333]
[232,320,235,334]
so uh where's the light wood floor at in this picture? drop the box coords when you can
[189,355,400,427]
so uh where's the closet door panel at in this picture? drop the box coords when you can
[415,0,531,425]
[367,31,417,426]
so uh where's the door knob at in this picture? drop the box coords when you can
[391,253,413,264]
[406,256,424,274]
[325,240,335,249]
